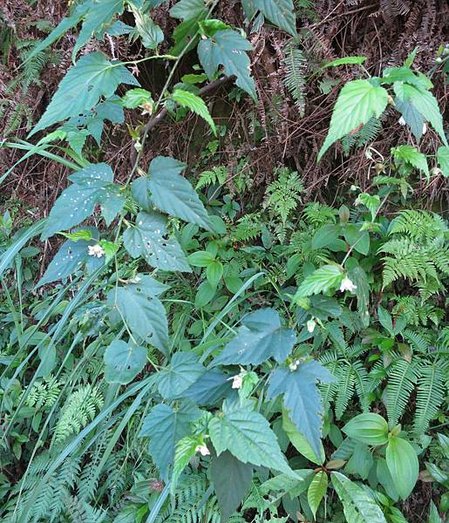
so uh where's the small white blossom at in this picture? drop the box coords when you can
[307,319,316,333]
[289,359,300,372]
[231,374,243,389]
[422,123,427,135]
[88,244,105,258]
[398,116,406,126]
[339,276,357,293]
[195,444,210,456]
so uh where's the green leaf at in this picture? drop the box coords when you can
[172,88,216,134]
[282,411,325,465]
[209,406,293,475]
[437,146,449,177]
[123,211,191,272]
[188,250,215,267]
[395,98,425,141]
[385,436,419,499]
[206,260,223,288]
[140,403,201,480]
[132,9,164,49]
[170,0,206,20]
[122,88,153,109]
[296,265,344,298]
[393,82,447,145]
[343,225,370,255]
[184,369,231,406]
[331,472,388,523]
[323,56,367,67]
[308,471,328,519]
[253,0,297,36]
[146,156,212,230]
[342,413,389,446]
[31,52,139,135]
[355,193,380,220]
[318,80,389,160]
[172,435,202,489]
[42,163,124,239]
[157,352,204,400]
[211,451,253,522]
[312,224,341,249]
[267,361,334,458]
[392,145,429,177]
[214,308,296,365]
[428,501,443,523]
[198,29,256,100]
[104,340,147,384]
[107,276,169,353]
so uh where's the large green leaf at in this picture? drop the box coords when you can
[282,411,325,465]
[132,8,164,49]
[296,264,344,298]
[140,403,201,480]
[170,0,206,20]
[308,470,328,519]
[209,406,293,475]
[31,52,139,136]
[254,0,296,36]
[107,276,169,353]
[342,413,389,446]
[214,308,296,365]
[157,352,204,400]
[386,436,419,499]
[123,211,191,272]
[172,88,216,134]
[146,156,212,230]
[267,361,334,458]
[331,472,387,523]
[104,340,147,384]
[198,29,256,100]
[210,451,253,522]
[318,79,389,160]
[42,163,124,239]
[184,369,232,406]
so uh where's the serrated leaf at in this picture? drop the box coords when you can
[209,407,292,475]
[170,0,206,20]
[172,436,202,490]
[157,352,204,400]
[395,98,425,141]
[213,308,296,366]
[198,29,256,100]
[172,88,216,134]
[132,9,164,49]
[31,52,139,135]
[331,472,387,523]
[211,451,253,522]
[437,146,449,177]
[324,56,367,67]
[184,369,231,406]
[42,163,123,239]
[254,0,296,36]
[104,340,147,384]
[296,265,344,298]
[386,436,419,499]
[392,145,429,177]
[282,411,325,465]
[140,403,201,480]
[318,80,388,160]
[107,276,169,353]
[394,82,447,145]
[123,211,191,272]
[267,361,334,458]
[146,156,212,230]
[122,88,153,109]
[308,471,328,519]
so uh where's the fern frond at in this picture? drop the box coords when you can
[282,42,307,116]
[414,363,446,435]
[264,167,303,225]
[385,359,418,426]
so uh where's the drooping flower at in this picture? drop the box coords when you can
[306,319,316,333]
[88,244,105,258]
[231,374,243,389]
[339,276,357,293]
[195,444,210,456]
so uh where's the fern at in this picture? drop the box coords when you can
[341,117,383,154]
[334,363,356,420]
[53,385,104,444]
[282,42,307,116]
[232,213,262,242]
[414,362,447,435]
[385,359,418,426]
[25,377,62,411]
[264,167,304,225]
[196,166,227,190]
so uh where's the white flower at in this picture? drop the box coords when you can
[289,359,300,372]
[422,123,427,135]
[231,374,243,389]
[88,244,105,258]
[195,444,210,456]
[398,116,406,126]
[339,276,357,293]
[307,319,316,333]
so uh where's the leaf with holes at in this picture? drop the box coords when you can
[157,352,205,400]
[209,406,293,475]
[254,0,296,36]
[267,361,334,458]
[30,52,139,136]
[140,403,202,480]
[107,276,169,353]
[147,156,212,230]
[42,163,124,239]
[172,88,216,134]
[198,29,256,100]
[318,79,388,160]
[123,211,191,272]
[104,340,147,384]
[213,308,296,366]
